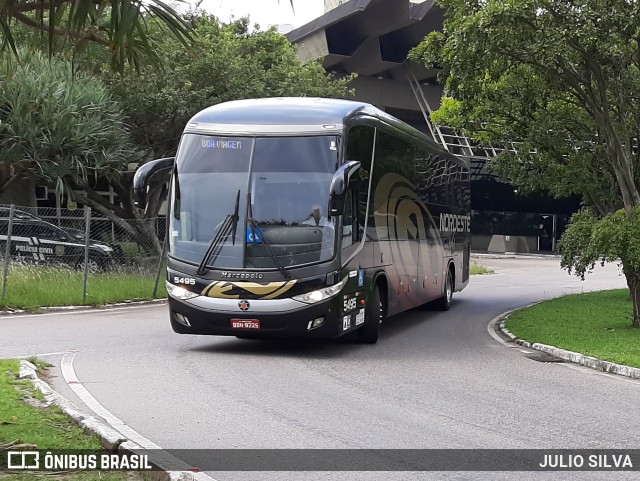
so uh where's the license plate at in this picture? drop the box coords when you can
[231,319,261,330]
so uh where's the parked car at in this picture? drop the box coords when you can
[0,206,40,221]
[0,215,123,271]
[61,227,90,241]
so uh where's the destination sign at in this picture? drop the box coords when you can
[201,139,243,149]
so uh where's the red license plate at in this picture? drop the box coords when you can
[230,319,261,330]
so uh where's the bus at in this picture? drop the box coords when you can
[134,98,470,343]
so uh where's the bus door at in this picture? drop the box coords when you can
[339,189,369,332]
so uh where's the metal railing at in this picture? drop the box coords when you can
[0,204,167,305]
[404,65,520,181]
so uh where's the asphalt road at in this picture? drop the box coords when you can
[1,256,637,481]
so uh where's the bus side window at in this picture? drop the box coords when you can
[346,125,375,241]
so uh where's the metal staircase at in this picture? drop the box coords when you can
[404,64,511,181]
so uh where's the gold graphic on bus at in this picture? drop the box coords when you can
[373,173,444,307]
[201,280,297,299]
[374,173,442,244]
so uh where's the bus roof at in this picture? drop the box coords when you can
[184,97,456,161]
[186,97,375,129]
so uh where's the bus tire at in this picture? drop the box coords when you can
[358,284,384,344]
[434,268,453,311]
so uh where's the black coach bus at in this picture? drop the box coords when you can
[134,98,470,343]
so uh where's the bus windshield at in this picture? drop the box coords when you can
[169,134,339,270]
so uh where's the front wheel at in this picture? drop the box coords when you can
[358,284,384,344]
[434,269,453,311]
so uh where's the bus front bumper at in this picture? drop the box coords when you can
[167,295,342,338]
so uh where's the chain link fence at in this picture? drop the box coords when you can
[0,204,167,307]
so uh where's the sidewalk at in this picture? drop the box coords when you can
[472,251,559,260]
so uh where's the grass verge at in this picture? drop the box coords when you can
[0,266,166,310]
[470,262,495,275]
[0,359,141,480]
[505,289,640,368]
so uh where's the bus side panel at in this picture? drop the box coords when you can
[360,124,470,317]
[415,154,468,303]
[457,243,470,291]
[420,230,446,304]
[372,172,433,317]
[423,154,471,295]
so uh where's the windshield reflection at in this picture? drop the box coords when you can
[169,135,251,268]
[169,134,339,270]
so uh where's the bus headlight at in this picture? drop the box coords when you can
[293,277,347,304]
[166,281,200,300]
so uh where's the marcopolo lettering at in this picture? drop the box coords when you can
[440,213,471,233]
[221,272,264,280]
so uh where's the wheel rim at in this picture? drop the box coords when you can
[446,275,452,303]
[79,260,99,273]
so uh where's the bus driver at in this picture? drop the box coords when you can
[303,204,332,227]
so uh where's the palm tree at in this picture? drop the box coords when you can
[0,0,294,71]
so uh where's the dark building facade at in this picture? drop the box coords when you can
[287,0,580,253]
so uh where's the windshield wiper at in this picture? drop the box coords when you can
[230,190,240,244]
[196,190,240,275]
[247,194,291,279]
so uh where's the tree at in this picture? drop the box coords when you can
[0,1,296,71]
[0,48,162,253]
[103,15,355,160]
[0,0,194,71]
[409,0,640,326]
[51,14,354,250]
[0,48,131,197]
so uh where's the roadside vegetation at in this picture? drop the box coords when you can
[0,359,141,480]
[411,0,640,328]
[0,266,166,311]
[505,290,640,368]
[470,262,495,275]
[0,11,353,258]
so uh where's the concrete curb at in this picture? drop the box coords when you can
[494,309,640,381]
[1,298,167,316]
[18,360,201,481]
[41,298,168,313]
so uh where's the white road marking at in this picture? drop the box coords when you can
[60,352,217,481]
[61,352,161,449]
[560,362,640,386]
[486,315,510,346]
[486,303,540,346]
[488,309,640,386]
[15,350,73,358]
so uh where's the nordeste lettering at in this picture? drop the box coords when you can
[440,213,471,233]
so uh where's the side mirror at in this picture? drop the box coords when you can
[133,157,175,209]
[328,160,360,216]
